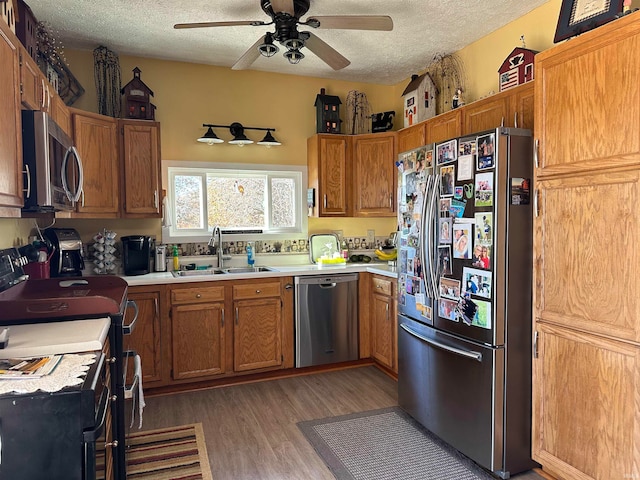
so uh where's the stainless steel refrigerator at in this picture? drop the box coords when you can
[396,127,538,479]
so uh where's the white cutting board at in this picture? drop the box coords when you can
[0,318,111,359]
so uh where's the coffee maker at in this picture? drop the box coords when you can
[122,236,152,276]
[44,228,85,277]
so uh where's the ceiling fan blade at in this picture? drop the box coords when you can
[231,35,265,70]
[304,32,350,71]
[271,0,295,16]
[309,15,393,31]
[174,20,265,29]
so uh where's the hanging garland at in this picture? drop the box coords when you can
[93,46,122,118]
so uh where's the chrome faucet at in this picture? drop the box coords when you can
[208,225,230,268]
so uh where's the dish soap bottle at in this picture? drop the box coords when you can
[172,245,180,271]
[247,242,255,267]
[341,239,349,261]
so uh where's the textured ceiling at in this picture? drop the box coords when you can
[25,0,548,85]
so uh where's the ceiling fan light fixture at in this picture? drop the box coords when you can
[258,32,279,57]
[283,37,305,50]
[257,130,281,147]
[284,48,304,64]
[197,126,224,145]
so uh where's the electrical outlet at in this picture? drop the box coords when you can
[367,229,375,248]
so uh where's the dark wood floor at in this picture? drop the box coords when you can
[132,366,548,480]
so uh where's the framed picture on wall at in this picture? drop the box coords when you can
[554,0,624,43]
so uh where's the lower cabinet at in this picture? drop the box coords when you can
[125,287,163,387]
[370,275,397,373]
[532,322,640,480]
[233,281,283,372]
[165,277,294,385]
[170,284,226,380]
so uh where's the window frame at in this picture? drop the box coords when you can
[162,160,308,244]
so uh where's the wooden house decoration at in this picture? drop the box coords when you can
[498,47,537,92]
[401,73,437,128]
[1,0,18,33]
[121,67,156,120]
[314,88,342,134]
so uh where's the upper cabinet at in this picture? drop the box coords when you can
[352,132,397,217]
[119,120,161,218]
[71,109,120,217]
[0,20,23,214]
[397,122,426,153]
[426,108,463,144]
[307,133,398,218]
[307,134,351,217]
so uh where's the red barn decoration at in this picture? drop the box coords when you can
[121,67,156,120]
[498,47,537,92]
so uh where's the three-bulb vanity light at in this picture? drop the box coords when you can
[197,122,281,147]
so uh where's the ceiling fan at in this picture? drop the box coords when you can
[174,0,393,70]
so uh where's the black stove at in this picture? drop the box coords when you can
[0,247,131,480]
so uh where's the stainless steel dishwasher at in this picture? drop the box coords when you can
[295,273,359,367]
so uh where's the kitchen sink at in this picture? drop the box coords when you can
[223,266,275,274]
[171,268,225,277]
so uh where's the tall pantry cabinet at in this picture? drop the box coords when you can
[532,12,640,480]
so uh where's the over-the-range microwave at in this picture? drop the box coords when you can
[22,110,84,212]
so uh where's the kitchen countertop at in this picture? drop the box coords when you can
[122,262,398,286]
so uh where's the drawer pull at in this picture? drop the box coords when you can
[196,293,202,298]
[105,440,119,448]
[255,289,261,294]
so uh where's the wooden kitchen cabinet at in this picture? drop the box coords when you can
[397,122,426,153]
[462,93,509,135]
[352,132,396,217]
[50,93,72,137]
[0,20,23,214]
[170,284,226,380]
[532,13,640,480]
[509,81,534,132]
[18,46,50,112]
[532,322,640,480]
[119,120,161,218]
[125,287,163,386]
[232,280,283,372]
[307,134,351,217]
[71,109,119,217]
[426,108,462,144]
[370,275,397,373]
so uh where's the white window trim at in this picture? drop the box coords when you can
[162,160,308,244]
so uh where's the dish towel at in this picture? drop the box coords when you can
[162,195,173,228]
[129,354,146,429]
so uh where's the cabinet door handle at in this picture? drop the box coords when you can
[514,111,518,128]
[534,189,539,218]
[221,308,225,327]
[533,330,539,359]
[23,164,31,198]
[81,190,85,208]
[46,85,51,110]
[534,139,539,168]
[154,297,158,317]
[284,283,293,289]
[154,190,159,209]
[41,79,46,109]
[235,307,239,325]
[385,302,389,320]
[389,194,392,208]
[323,194,328,208]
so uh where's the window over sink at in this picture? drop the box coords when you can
[163,161,307,243]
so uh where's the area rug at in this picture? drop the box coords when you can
[298,406,496,480]
[125,423,213,480]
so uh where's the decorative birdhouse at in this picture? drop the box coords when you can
[121,67,156,120]
[314,88,342,134]
[1,0,18,34]
[498,47,537,92]
[401,73,437,128]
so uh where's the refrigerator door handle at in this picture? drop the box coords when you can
[400,323,483,362]
[421,174,434,298]
[427,174,441,299]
